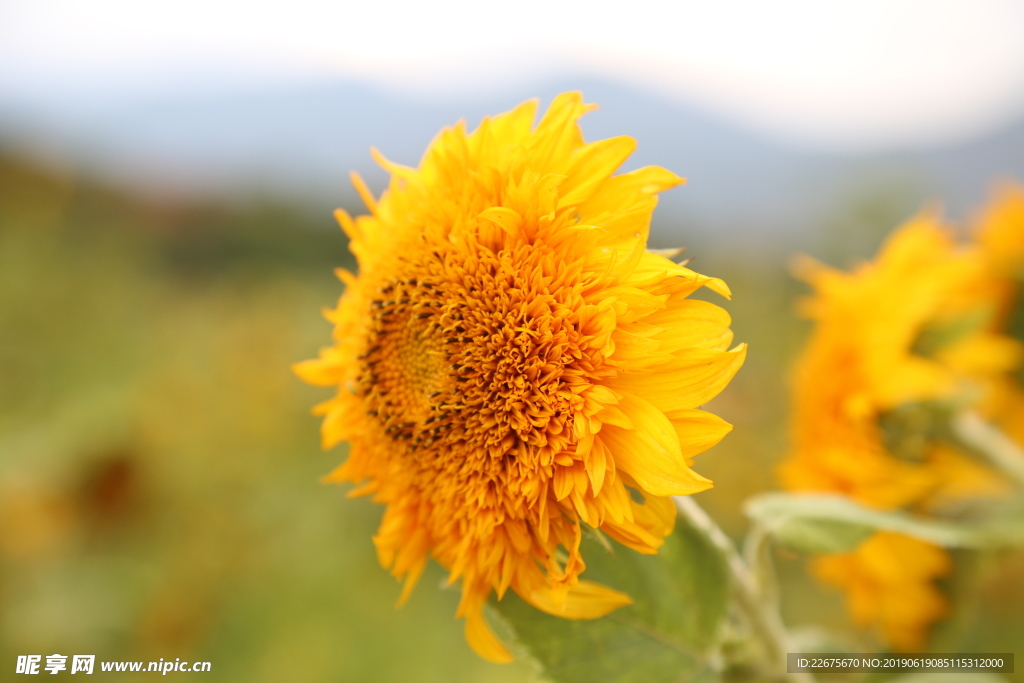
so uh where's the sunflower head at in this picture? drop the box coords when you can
[975,181,1024,276]
[972,181,1024,454]
[812,531,951,651]
[295,92,745,661]
[782,212,1020,505]
[780,210,1021,650]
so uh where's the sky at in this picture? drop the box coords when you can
[2,0,1024,150]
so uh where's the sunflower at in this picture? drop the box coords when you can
[295,93,746,662]
[779,212,1019,649]
[973,182,1024,445]
[975,182,1024,277]
[812,532,951,651]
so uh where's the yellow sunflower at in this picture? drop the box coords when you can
[813,532,951,652]
[973,182,1024,445]
[975,181,1024,277]
[779,212,1019,649]
[295,92,746,662]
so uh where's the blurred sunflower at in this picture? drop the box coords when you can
[975,182,1024,277]
[973,182,1024,445]
[296,93,746,661]
[779,211,1020,650]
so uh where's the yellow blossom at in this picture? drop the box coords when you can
[813,532,951,652]
[780,212,1019,649]
[974,182,1024,277]
[973,182,1024,445]
[295,93,745,662]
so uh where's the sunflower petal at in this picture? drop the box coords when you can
[599,393,712,496]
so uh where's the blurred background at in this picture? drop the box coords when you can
[2,1,1024,680]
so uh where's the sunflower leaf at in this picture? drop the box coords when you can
[744,493,1024,553]
[489,515,728,683]
[911,306,994,357]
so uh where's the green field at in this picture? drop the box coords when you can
[2,153,1021,682]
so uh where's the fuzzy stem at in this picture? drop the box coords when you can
[953,411,1024,487]
[743,522,783,621]
[675,496,815,683]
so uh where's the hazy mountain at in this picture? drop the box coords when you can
[2,77,1023,245]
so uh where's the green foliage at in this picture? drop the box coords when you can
[745,493,1024,554]
[911,308,994,358]
[1008,277,1024,384]
[0,154,528,683]
[878,402,958,463]
[492,518,729,683]
[5,152,1024,681]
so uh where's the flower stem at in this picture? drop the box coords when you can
[953,411,1024,488]
[675,496,815,683]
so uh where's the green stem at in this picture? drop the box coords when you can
[743,523,779,611]
[675,496,815,683]
[952,411,1024,487]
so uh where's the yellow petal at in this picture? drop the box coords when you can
[609,344,747,412]
[519,579,633,619]
[647,299,735,352]
[530,92,596,167]
[464,607,514,663]
[598,393,712,496]
[478,206,524,237]
[577,165,685,218]
[291,358,342,387]
[664,408,734,461]
[349,170,377,214]
[557,136,638,208]
[486,98,538,145]
[601,487,676,554]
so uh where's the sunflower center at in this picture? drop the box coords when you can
[360,278,447,439]
[358,244,600,483]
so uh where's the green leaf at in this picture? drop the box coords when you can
[911,307,993,357]
[744,493,1024,553]
[490,515,729,683]
[877,401,957,463]
[1006,274,1024,355]
[763,515,875,554]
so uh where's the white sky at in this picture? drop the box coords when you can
[2,0,1024,150]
